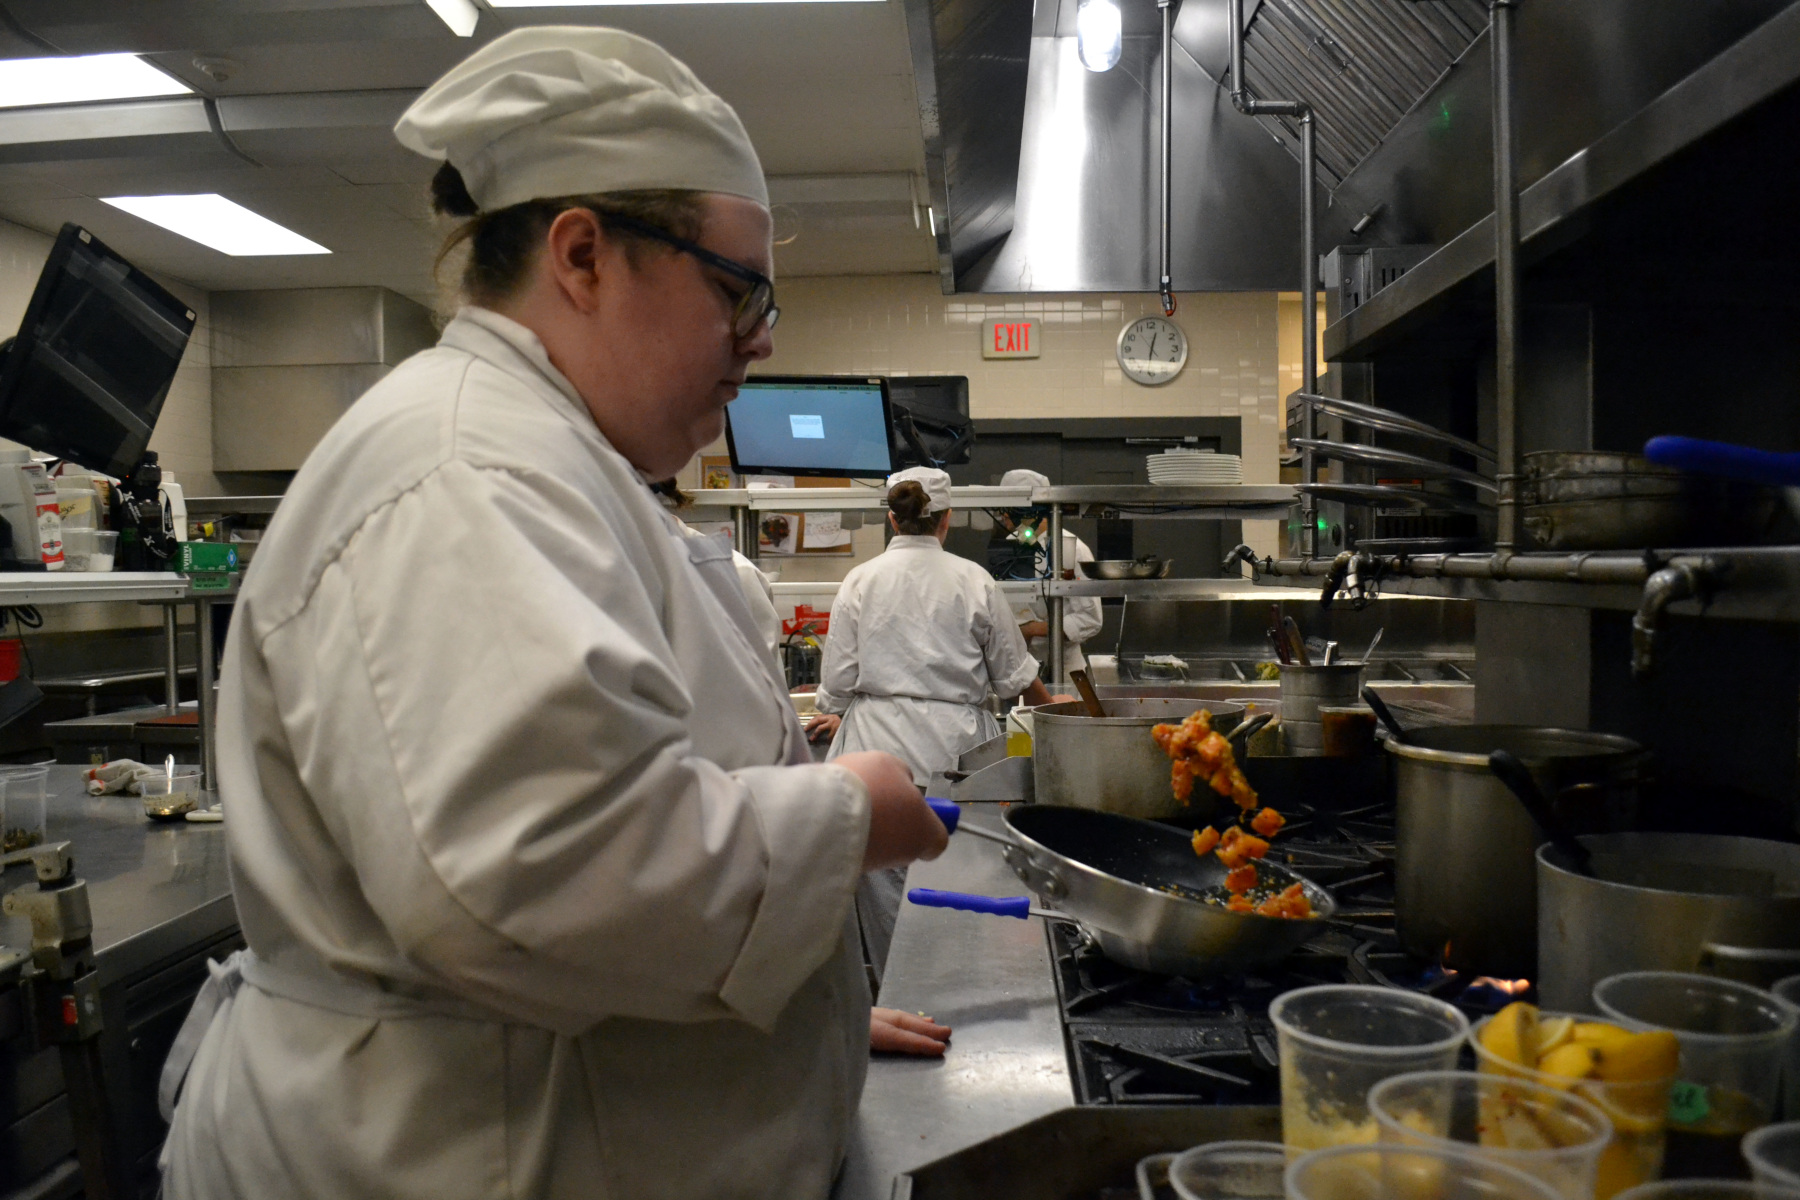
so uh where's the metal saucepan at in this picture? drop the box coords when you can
[913,801,1335,975]
[1080,557,1174,580]
[1032,698,1245,820]
[1537,832,1800,1009]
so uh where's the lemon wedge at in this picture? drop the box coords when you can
[1593,1029,1680,1084]
[1536,1016,1576,1057]
[1481,1001,1540,1070]
[1537,1042,1601,1087]
[1573,1021,1636,1052]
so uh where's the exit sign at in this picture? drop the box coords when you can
[981,317,1041,359]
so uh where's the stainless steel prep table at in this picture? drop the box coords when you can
[1,765,239,1196]
[834,801,1073,1200]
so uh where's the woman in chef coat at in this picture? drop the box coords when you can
[158,27,951,1200]
[805,466,1064,978]
[997,468,1105,677]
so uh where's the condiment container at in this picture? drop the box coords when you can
[1285,1141,1563,1200]
[142,767,204,822]
[0,765,46,853]
[1742,1123,1800,1191]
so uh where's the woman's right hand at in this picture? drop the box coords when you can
[832,751,950,871]
[806,713,842,742]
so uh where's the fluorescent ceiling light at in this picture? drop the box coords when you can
[0,53,193,110]
[101,195,331,257]
[426,0,481,35]
[487,0,878,6]
[1076,0,1122,72]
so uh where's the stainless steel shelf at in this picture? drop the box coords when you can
[685,484,1296,519]
[685,485,1035,512]
[1048,578,1281,599]
[186,495,283,516]
[0,571,192,606]
[1323,3,1800,363]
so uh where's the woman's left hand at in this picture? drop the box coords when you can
[870,1007,952,1056]
[806,713,841,742]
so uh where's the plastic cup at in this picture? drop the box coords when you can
[1369,1070,1612,1200]
[1168,1140,1287,1200]
[1743,1123,1800,1190]
[1285,1141,1565,1200]
[0,765,46,852]
[141,766,203,822]
[1270,985,1471,1152]
[1612,1182,1800,1200]
[1595,973,1797,1179]
[1470,1009,1676,1200]
[1770,977,1800,1122]
[62,528,116,572]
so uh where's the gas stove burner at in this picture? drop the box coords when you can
[1275,801,1396,849]
[1347,941,1537,1015]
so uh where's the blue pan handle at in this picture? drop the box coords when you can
[924,795,961,834]
[908,888,1031,919]
[1643,436,1800,488]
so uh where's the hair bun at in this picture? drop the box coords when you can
[430,162,481,218]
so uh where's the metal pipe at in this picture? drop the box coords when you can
[1631,562,1708,679]
[1227,0,1317,556]
[1048,504,1065,684]
[196,599,217,791]
[162,603,180,715]
[1158,0,1174,315]
[1491,0,1522,549]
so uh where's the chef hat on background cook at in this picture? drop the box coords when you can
[393,26,767,212]
[999,469,1051,489]
[886,467,953,514]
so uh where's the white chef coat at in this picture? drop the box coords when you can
[814,534,1039,788]
[1020,529,1104,675]
[732,549,783,678]
[160,307,872,1200]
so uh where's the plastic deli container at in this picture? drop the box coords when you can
[1470,1008,1676,1200]
[1594,972,1796,1179]
[1269,984,1470,1152]
[1369,1069,1611,1200]
[1285,1141,1564,1200]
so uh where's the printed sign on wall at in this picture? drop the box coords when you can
[981,317,1041,359]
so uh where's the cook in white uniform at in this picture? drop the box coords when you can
[804,467,1066,980]
[997,468,1105,675]
[157,27,951,1200]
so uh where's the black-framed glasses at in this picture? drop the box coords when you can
[593,210,779,339]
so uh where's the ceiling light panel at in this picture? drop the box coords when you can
[0,54,194,110]
[101,195,331,256]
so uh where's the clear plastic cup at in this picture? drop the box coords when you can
[1369,1070,1612,1200]
[0,765,46,852]
[62,528,116,572]
[1612,1182,1800,1200]
[141,766,204,821]
[1743,1123,1800,1190]
[1270,985,1471,1152]
[1285,1141,1565,1200]
[1168,1140,1288,1200]
[1771,977,1800,1122]
[1470,1009,1675,1200]
[1595,973,1797,1179]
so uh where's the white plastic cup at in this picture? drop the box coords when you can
[1770,977,1800,1122]
[0,765,46,852]
[1369,1070,1612,1200]
[1270,984,1471,1152]
[1169,1140,1287,1200]
[1285,1141,1565,1200]
[1743,1123,1800,1191]
[141,766,204,821]
[1595,972,1796,1178]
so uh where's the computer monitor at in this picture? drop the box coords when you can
[0,224,196,480]
[887,375,973,468]
[725,376,895,479]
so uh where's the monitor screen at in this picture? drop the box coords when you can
[0,224,196,479]
[726,376,895,478]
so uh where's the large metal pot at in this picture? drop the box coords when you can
[1519,450,1780,550]
[1537,833,1800,1011]
[1032,698,1244,820]
[1386,726,1647,978]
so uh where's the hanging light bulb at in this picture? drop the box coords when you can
[1076,0,1123,72]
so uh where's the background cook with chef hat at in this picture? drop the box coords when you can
[806,467,1072,986]
[996,469,1105,677]
[157,27,950,1200]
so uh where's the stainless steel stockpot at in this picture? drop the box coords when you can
[1032,698,1244,820]
[1385,725,1646,978]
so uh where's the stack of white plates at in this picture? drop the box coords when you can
[1147,449,1242,486]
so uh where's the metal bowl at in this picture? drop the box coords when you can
[1080,558,1173,580]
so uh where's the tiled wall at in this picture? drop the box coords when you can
[0,217,214,631]
[683,275,1288,581]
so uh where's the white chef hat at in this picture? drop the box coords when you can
[886,466,953,514]
[999,469,1051,489]
[393,26,767,213]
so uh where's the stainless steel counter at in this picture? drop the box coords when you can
[0,765,236,984]
[834,802,1073,1200]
